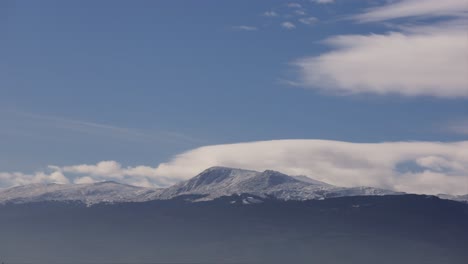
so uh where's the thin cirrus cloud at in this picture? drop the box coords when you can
[353,0,468,22]
[2,140,468,195]
[293,0,468,98]
[4,110,201,144]
[311,0,335,4]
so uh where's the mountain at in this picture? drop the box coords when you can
[0,166,465,205]
[158,166,400,201]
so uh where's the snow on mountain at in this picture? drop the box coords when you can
[4,166,465,205]
[158,167,401,201]
[0,181,162,205]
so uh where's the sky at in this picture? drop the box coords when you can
[1,0,468,195]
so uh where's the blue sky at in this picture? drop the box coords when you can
[1,0,468,194]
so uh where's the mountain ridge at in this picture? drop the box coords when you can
[0,166,466,205]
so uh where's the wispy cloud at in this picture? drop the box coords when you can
[7,111,201,144]
[232,25,258,31]
[287,3,302,8]
[311,0,335,4]
[353,0,468,22]
[281,21,296,29]
[263,11,278,17]
[294,10,307,16]
[299,17,318,25]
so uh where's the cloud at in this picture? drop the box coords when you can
[294,24,468,97]
[291,0,468,98]
[59,161,179,187]
[287,3,302,8]
[6,110,200,144]
[232,25,258,31]
[354,0,468,22]
[0,170,70,187]
[74,176,97,185]
[3,140,468,195]
[295,10,307,16]
[299,17,318,25]
[281,21,296,29]
[263,11,278,17]
[62,161,125,178]
[311,0,335,4]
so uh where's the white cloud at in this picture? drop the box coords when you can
[281,21,296,29]
[311,0,335,4]
[354,0,468,22]
[3,140,468,195]
[74,176,97,184]
[294,24,468,97]
[263,11,278,17]
[0,170,69,187]
[62,161,125,178]
[232,25,258,31]
[299,17,318,25]
[291,0,468,98]
[59,161,178,187]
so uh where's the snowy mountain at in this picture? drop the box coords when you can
[0,181,162,205]
[1,166,465,205]
[158,166,400,201]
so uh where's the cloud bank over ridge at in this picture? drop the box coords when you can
[2,140,468,195]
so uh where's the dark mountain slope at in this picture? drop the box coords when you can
[0,194,467,264]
